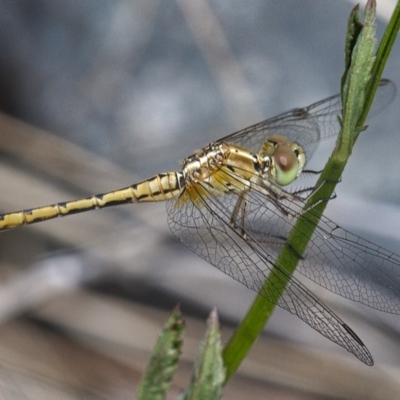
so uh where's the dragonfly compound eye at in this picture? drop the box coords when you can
[273,144,300,186]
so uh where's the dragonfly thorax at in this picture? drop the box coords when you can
[261,134,306,186]
[181,137,305,192]
[182,142,225,183]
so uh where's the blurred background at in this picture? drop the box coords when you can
[0,0,399,398]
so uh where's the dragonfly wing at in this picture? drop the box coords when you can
[166,179,373,364]
[302,213,400,313]
[219,94,340,159]
[219,79,396,160]
[224,169,400,314]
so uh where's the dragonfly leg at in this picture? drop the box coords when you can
[229,195,301,254]
[229,192,248,238]
[299,178,340,215]
[257,179,300,218]
[301,168,322,176]
[273,200,298,219]
[300,172,341,203]
[265,186,301,219]
[290,186,315,200]
[229,186,304,259]
[292,169,340,201]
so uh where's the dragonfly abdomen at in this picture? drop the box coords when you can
[0,172,183,231]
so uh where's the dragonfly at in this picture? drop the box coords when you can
[0,79,398,365]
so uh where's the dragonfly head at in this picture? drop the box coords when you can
[262,135,306,186]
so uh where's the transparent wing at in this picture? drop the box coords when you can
[166,173,374,364]
[235,176,400,314]
[217,79,396,159]
[213,164,400,314]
